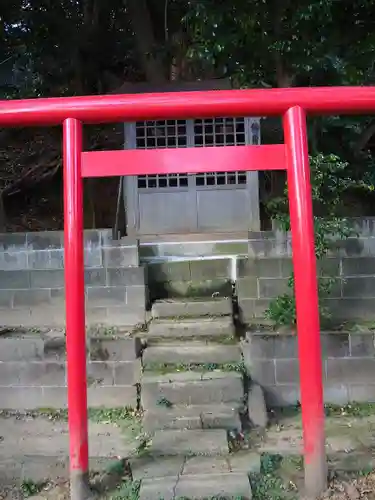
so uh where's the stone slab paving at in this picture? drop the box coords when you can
[147,317,234,339]
[142,342,241,365]
[148,429,229,456]
[131,451,261,481]
[151,298,232,319]
[138,472,252,500]
[0,415,138,486]
[143,403,241,432]
[141,370,244,408]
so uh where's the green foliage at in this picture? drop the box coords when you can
[20,479,46,497]
[265,154,364,326]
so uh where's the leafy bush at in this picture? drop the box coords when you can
[265,153,363,326]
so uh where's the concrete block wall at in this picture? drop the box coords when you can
[0,331,141,409]
[242,331,375,406]
[146,260,233,300]
[238,237,375,322]
[0,229,147,327]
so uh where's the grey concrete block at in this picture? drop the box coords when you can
[90,337,141,361]
[258,277,289,298]
[0,361,66,386]
[148,261,191,282]
[139,476,176,500]
[141,371,243,408]
[107,267,145,286]
[0,251,28,271]
[40,387,67,408]
[86,286,126,306]
[114,359,142,385]
[13,288,51,307]
[147,317,234,339]
[272,336,298,359]
[130,455,185,481]
[201,405,241,431]
[323,297,375,320]
[342,257,375,276]
[142,407,202,433]
[103,247,139,268]
[151,298,232,319]
[87,386,138,407]
[348,384,375,402]
[85,268,106,286]
[103,306,146,326]
[159,278,232,299]
[29,269,65,288]
[126,285,146,306]
[87,361,114,386]
[248,383,268,428]
[242,335,275,360]
[29,306,66,326]
[0,290,13,308]
[189,259,230,280]
[264,385,300,407]
[0,338,44,361]
[0,386,45,409]
[236,277,258,298]
[275,359,300,384]
[44,336,66,360]
[327,358,375,384]
[27,231,64,250]
[175,472,252,499]
[0,308,33,326]
[247,359,276,385]
[0,270,30,289]
[279,258,293,277]
[249,237,287,258]
[349,334,375,356]
[343,277,375,297]
[318,258,341,277]
[238,258,282,278]
[143,342,241,366]
[0,232,27,251]
[238,298,271,320]
[324,383,349,404]
[148,429,229,456]
[321,333,350,358]
[213,241,248,255]
[84,248,102,268]
[228,452,262,474]
[28,250,64,270]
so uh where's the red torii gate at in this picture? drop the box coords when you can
[2,86,375,499]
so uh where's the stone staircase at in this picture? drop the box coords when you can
[132,297,265,500]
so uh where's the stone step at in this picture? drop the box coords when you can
[139,473,252,500]
[146,317,234,340]
[141,370,244,409]
[147,429,229,456]
[151,298,232,319]
[142,404,242,433]
[142,341,242,367]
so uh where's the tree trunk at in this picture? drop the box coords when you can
[127,0,167,83]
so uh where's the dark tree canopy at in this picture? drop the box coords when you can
[1,0,375,230]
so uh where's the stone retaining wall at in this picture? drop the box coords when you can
[0,229,147,327]
[0,332,141,409]
[241,330,375,406]
[237,255,375,321]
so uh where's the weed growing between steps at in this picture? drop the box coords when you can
[143,361,246,374]
[270,401,375,421]
[20,479,47,497]
[249,454,298,500]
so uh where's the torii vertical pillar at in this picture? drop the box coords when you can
[284,106,327,496]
